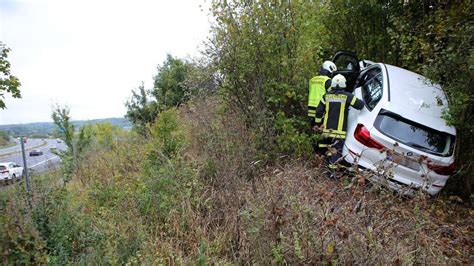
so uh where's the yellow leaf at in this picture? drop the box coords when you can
[326,242,334,255]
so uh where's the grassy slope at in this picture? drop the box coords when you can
[0,140,15,149]
[1,97,472,264]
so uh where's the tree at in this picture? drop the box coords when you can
[152,54,194,111]
[0,42,21,109]
[52,104,76,183]
[125,82,159,136]
[126,55,215,136]
[208,1,329,155]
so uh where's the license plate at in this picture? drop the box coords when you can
[387,153,421,171]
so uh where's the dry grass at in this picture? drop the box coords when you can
[176,97,473,264]
[1,97,472,264]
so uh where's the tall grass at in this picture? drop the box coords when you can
[1,99,472,264]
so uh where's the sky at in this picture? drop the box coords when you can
[0,0,211,125]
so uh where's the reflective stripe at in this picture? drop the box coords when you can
[308,109,316,114]
[322,131,346,139]
[323,101,329,129]
[323,129,346,135]
[338,101,346,132]
[350,96,357,105]
[318,143,328,148]
[327,98,345,103]
[308,113,316,117]
[315,117,322,123]
[328,164,337,169]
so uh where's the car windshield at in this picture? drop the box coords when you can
[375,110,455,157]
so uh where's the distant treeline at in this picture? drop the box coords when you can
[0,117,131,137]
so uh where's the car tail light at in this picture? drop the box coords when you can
[428,162,456,176]
[354,124,384,150]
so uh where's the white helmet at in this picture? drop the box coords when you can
[322,61,337,74]
[331,74,346,89]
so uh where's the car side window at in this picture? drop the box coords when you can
[360,67,383,110]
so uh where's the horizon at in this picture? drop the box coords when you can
[0,116,129,127]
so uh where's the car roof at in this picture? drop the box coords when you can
[382,64,455,135]
[0,162,13,166]
[385,64,449,119]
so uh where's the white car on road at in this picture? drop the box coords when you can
[0,162,24,181]
[332,51,456,195]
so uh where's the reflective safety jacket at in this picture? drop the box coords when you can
[315,88,364,139]
[308,71,331,118]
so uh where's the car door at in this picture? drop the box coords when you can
[332,51,360,93]
[347,65,386,145]
[8,163,16,177]
[13,163,23,176]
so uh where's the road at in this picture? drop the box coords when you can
[0,138,45,155]
[0,138,67,174]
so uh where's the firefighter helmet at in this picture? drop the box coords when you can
[322,61,337,74]
[331,74,346,89]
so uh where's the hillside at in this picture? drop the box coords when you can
[1,97,472,264]
[0,117,131,137]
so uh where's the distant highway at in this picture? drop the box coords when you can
[0,138,45,155]
[0,138,67,174]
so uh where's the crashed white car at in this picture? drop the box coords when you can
[0,162,24,181]
[332,51,456,195]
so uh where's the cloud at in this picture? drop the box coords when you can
[0,0,211,124]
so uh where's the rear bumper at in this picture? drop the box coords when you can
[343,145,448,196]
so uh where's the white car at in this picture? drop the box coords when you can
[0,162,24,181]
[332,51,456,195]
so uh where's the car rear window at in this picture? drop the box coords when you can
[0,166,5,170]
[374,110,455,157]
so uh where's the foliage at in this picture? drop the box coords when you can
[208,1,331,157]
[0,130,11,147]
[126,55,216,136]
[125,82,159,136]
[152,54,195,111]
[0,42,21,109]
[52,105,76,183]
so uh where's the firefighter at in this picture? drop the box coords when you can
[315,74,364,168]
[307,61,337,125]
